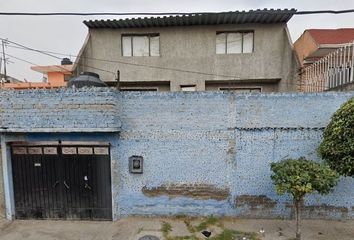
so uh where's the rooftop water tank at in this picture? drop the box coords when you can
[67,72,108,88]
[61,58,73,65]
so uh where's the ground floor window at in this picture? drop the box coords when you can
[181,85,196,91]
[219,87,261,92]
[120,88,158,91]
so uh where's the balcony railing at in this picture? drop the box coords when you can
[300,41,354,92]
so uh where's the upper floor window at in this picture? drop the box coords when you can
[122,34,160,57]
[216,31,254,54]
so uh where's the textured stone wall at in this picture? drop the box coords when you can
[1,89,354,220]
[0,88,120,132]
[116,91,354,220]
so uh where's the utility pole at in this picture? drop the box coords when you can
[2,40,7,83]
[116,70,120,90]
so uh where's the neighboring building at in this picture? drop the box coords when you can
[294,29,354,92]
[294,28,354,66]
[74,9,299,92]
[1,60,72,89]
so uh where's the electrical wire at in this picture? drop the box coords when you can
[2,37,241,79]
[295,9,354,15]
[0,9,352,16]
[0,8,354,16]
[7,45,73,57]
[2,52,39,66]
[3,51,321,88]
[1,52,116,77]
[2,39,61,60]
[3,50,316,87]
[1,38,328,87]
[0,12,214,16]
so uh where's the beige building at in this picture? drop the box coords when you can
[74,9,299,92]
[294,28,354,66]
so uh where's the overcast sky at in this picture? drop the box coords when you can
[0,0,353,81]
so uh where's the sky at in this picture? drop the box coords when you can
[0,0,353,82]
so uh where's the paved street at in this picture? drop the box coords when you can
[0,217,353,240]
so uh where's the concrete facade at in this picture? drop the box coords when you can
[1,89,354,220]
[76,23,299,92]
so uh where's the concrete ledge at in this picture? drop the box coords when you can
[0,128,121,133]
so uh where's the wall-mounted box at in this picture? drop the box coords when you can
[129,156,143,174]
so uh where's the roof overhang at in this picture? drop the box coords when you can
[305,42,352,60]
[31,65,73,74]
[84,9,297,29]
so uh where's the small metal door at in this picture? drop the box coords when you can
[11,143,112,220]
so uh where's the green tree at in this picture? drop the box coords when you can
[318,97,354,177]
[270,158,339,240]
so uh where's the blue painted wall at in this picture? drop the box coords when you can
[1,89,354,220]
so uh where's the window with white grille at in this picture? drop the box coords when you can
[122,34,160,57]
[216,31,254,54]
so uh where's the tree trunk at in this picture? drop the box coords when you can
[294,198,303,240]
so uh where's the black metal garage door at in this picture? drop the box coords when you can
[11,143,112,220]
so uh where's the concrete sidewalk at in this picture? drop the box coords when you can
[0,217,353,240]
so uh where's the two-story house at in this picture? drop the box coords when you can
[74,9,299,92]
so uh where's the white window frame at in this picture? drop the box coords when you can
[120,87,158,91]
[216,31,254,54]
[180,85,196,91]
[218,87,261,92]
[121,34,160,57]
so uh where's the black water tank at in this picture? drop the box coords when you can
[67,72,108,88]
[61,58,73,65]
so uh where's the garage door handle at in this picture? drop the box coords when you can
[63,181,70,189]
[52,181,59,188]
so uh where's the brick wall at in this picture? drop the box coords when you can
[0,88,120,132]
[1,89,354,220]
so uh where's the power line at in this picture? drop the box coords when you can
[1,38,329,87]
[295,9,354,15]
[3,51,319,87]
[2,37,241,79]
[1,52,116,77]
[0,38,115,75]
[78,63,116,75]
[2,38,61,60]
[7,45,73,57]
[0,9,352,16]
[2,52,40,66]
[0,12,210,16]
[3,38,329,86]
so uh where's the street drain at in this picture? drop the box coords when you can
[138,235,160,240]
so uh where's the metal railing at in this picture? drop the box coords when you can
[300,41,354,92]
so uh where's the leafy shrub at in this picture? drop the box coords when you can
[271,157,339,240]
[318,97,354,177]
